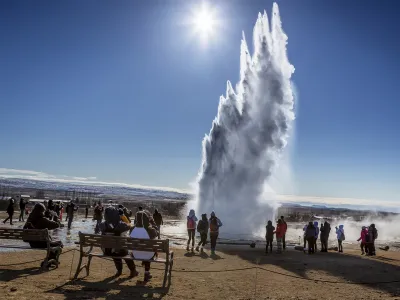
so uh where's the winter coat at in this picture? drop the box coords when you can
[153,210,163,226]
[336,225,345,240]
[314,222,320,239]
[23,203,60,248]
[197,214,209,234]
[6,199,14,215]
[275,224,285,238]
[266,224,275,240]
[305,224,316,239]
[187,209,198,230]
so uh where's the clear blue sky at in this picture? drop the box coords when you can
[1,0,399,202]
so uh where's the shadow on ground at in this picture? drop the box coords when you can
[46,275,171,300]
[217,244,400,297]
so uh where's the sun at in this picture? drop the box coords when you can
[190,2,219,42]
[194,9,214,34]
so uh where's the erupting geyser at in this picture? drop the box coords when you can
[195,3,295,237]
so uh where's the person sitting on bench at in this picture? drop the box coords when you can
[23,203,63,268]
[99,206,138,278]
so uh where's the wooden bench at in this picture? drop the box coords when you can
[74,232,174,287]
[0,228,61,270]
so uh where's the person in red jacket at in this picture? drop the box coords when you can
[280,216,288,250]
[275,219,285,254]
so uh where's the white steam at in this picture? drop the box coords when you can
[195,3,295,237]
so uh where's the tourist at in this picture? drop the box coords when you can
[3,198,15,225]
[196,213,209,252]
[119,208,130,224]
[186,209,198,251]
[99,206,138,278]
[23,203,63,268]
[19,197,28,222]
[367,224,378,256]
[209,211,222,255]
[314,221,320,252]
[357,226,369,255]
[302,223,308,253]
[335,225,345,253]
[275,219,285,254]
[85,205,89,219]
[118,204,132,223]
[265,220,275,253]
[281,216,288,250]
[320,221,331,252]
[153,209,163,239]
[65,200,78,230]
[131,207,157,281]
[93,201,104,233]
[305,222,316,254]
[54,202,63,219]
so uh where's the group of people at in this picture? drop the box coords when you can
[265,216,288,254]
[2,197,31,225]
[186,209,223,255]
[357,224,378,256]
[301,221,379,256]
[303,221,333,254]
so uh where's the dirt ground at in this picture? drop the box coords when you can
[1,243,400,300]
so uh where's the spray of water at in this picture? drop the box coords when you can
[194,3,295,237]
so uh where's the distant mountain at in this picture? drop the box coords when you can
[0,178,190,200]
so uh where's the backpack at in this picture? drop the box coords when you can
[210,217,219,232]
[197,220,206,233]
[340,231,346,241]
[187,217,196,229]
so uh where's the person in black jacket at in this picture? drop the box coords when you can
[305,222,316,254]
[3,198,15,225]
[153,209,163,239]
[196,214,209,252]
[19,197,28,222]
[99,206,138,277]
[265,220,276,253]
[23,203,63,267]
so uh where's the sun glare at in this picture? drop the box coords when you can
[189,2,219,43]
[194,9,214,34]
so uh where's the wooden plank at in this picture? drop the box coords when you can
[78,232,169,253]
[0,229,49,242]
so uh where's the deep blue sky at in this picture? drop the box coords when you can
[1,0,399,202]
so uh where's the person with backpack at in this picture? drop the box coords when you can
[186,209,198,251]
[99,206,138,278]
[209,211,222,255]
[357,226,369,255]
[335,225,345,253]
[265,220,275,253]
[196,214,209,252]
[305,222,316,254]
[93,201,104,234]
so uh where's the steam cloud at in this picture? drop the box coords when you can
[195,3,295,236]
